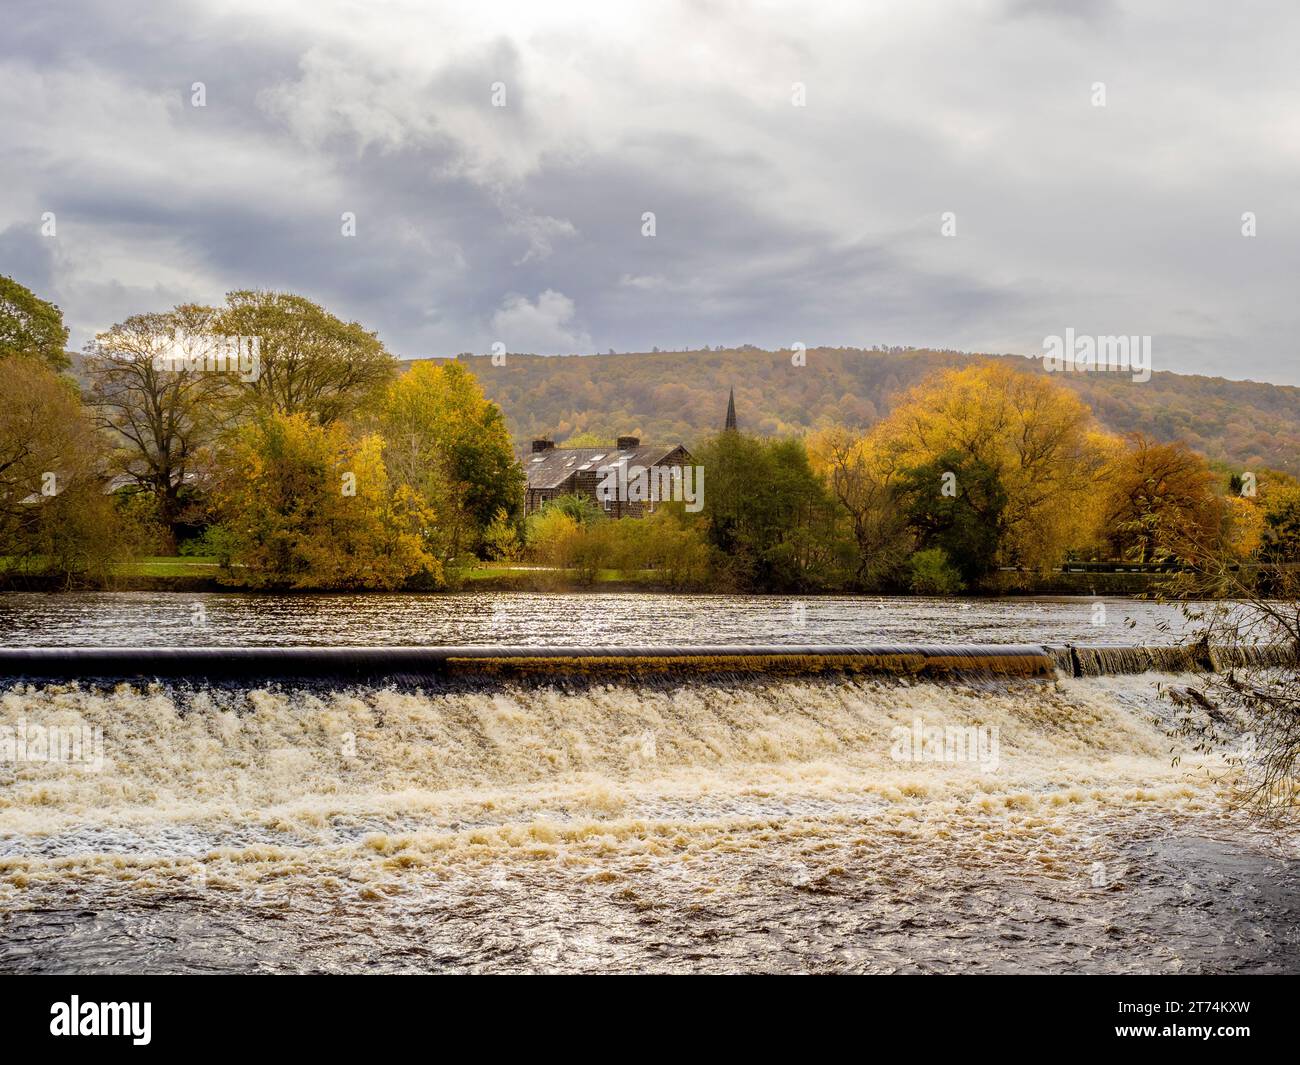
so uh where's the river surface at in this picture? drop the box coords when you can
[0,591,1196,647]
[0,592,1295,974]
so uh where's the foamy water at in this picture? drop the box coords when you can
[1,672,1296,973]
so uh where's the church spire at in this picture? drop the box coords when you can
[724,386,737,431]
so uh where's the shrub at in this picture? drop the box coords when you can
[908,547,965,595]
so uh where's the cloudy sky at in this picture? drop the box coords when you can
[3,0,1298,382]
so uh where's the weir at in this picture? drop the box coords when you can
[0,644,1055,681]
[0,642,1292,682]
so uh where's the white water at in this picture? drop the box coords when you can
[1,672,1295,973]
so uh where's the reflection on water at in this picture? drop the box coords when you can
[0,670,1296,973]
[0,591,1197,647]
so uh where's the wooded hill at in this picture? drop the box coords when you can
[411,347,1300,475]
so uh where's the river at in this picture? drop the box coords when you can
[0,592,1295,974]
[0,591,1197,647]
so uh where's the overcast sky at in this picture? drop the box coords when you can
[3,0,1298,383]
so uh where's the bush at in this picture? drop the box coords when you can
[908,548,965,595]
[618,506,713,588]
[179,525,236,564]
[481,508,522,562]
[524,507,582,568]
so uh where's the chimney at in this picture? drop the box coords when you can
[531,438,555,453]
[617,435,640,450]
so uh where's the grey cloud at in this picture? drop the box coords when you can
[1003,0,1117,23]
[2,1,1297,384]
[0,225,57,294]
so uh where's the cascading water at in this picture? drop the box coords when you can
[1,658,1296,973]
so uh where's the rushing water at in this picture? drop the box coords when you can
[0,591,1197,647]
[0,593,1296,974]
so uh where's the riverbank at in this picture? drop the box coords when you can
[0,560,1173,596]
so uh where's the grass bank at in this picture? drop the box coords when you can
[0,558,1172,596]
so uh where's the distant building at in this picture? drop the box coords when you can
[524,435,692,518]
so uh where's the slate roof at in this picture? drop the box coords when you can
[526,443,686,491]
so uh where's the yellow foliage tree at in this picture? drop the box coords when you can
[870,363,1111,571]
[381,360,522,563]
[0,356,141,584]
[217,412,439,589]
[1224,495,1265,559]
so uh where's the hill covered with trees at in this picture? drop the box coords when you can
[428,347,1300,475]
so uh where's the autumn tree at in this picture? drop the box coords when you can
[0,357,137,584]
[1223,494,1266,560]
[1259,486,1300,563]
[84,305,236,548]
[1101,434,1223,563]
[380,360,522,562]
[215,412,438,589]
[0,275,70,371]
[806,425,909,588]
[872,363,1109,572]
[215,290,396,425]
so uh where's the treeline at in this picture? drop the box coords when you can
[443,347,1300,476]
[518,363,1300,593]
[6,274,1298,594]
[1,277,521,589]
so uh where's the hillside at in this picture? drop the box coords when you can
[417,347,1300,475]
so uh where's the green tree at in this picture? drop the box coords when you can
[0,275,70,371]
[85,304,235,548]
[612,505,712,589]
[540,493,606,526]
[216,290,396,425]
[524,506,582,569]
[1260,486,1300,563]
[481,508,522,562]
[696,431,846,591]
[895,450,1007,585]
